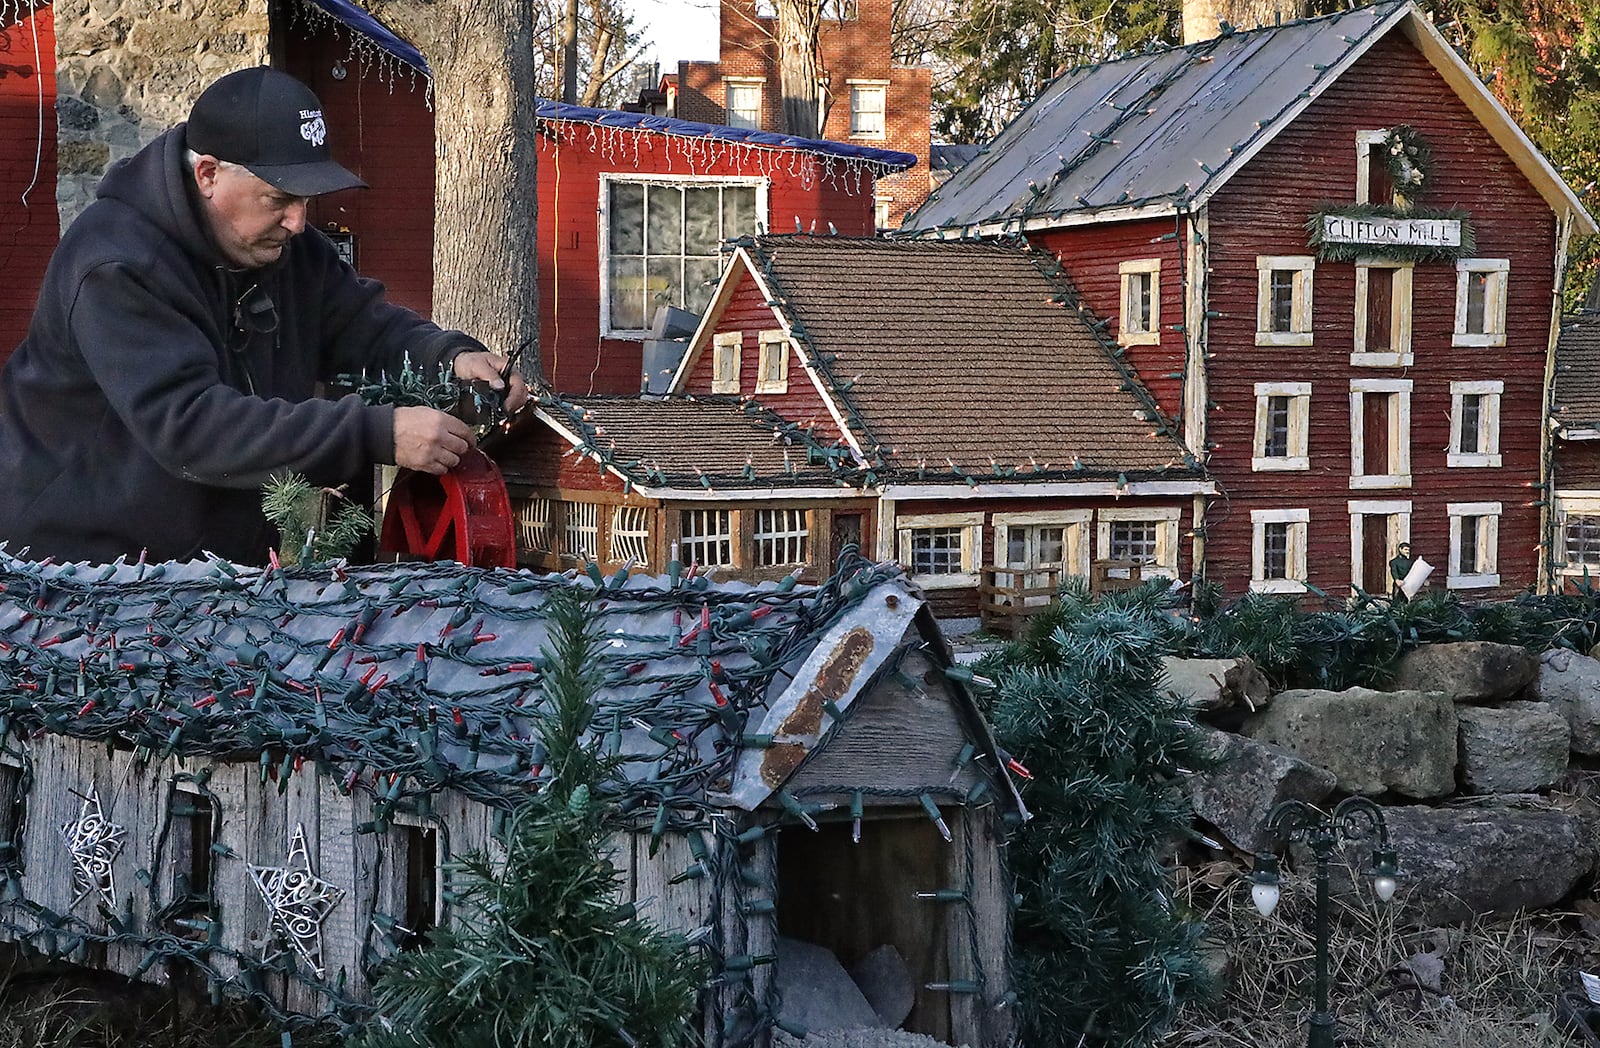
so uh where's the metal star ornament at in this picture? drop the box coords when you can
[59,785,125,909]
[248,824,345,976]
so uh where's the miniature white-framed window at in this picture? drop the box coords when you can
[1454,258,1509,347]
[600,174,765,337]
[514,496,554,552]
[1556,493,1600,578]
[390,811,444,949]
[1118,259,1161,346]
[680,508,735,568]
[1255,256,1315,346]
[609,505,651,567]
[755,329,789,394]
[1349,378,1412,489]
[724,78,765,130]
[1347,499,1412,594]
[1250,508,1309,594]
[1252,381,1311,471]
[562,500,602,560]
[874,195,894,231]
[753,507,810,566]
[1447,501,1501,589]
[993,509,1092,579]
[1352,259,1414,367]
[1095,506,1181,579]
[896,511,983,588]
[1448,380,1503,468]
[1355,129,1396,206]
[848,82,887,137]
[712,331,742,394]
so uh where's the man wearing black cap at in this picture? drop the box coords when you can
[0,66,528,565]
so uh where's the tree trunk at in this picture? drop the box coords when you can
[370,0,542,381]
[773,0,823,138]
[561,0,580,103]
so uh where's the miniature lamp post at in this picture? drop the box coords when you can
[1249,797,1399,1048]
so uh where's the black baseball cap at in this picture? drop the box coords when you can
[185,67,367,197]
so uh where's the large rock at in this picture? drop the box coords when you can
[1457,702,1570,794]
[1389,642,1538,702]
[1185,729,1338,852]
[1536,649,1600,755]
[1162,657,1272,714]
[1242,688,1456,799]
[775,937,885,1032]
[848,945,915,1029]
[1329,803,1597,925]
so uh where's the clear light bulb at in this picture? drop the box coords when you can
[1251,881,1281,918]
[1374,875,1397,903]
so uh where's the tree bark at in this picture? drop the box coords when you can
[368,0,542,381]
[560,0,580,103]
[773,0,823,138]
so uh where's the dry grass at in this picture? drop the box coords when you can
[1163,856,1586,1048]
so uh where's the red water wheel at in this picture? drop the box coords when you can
[379,450,517,569]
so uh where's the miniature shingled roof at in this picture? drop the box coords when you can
[734,235,1199,480]
[0,550,1002,816]
[905,0,1411,230]
[533,394,862,493]
[1553,314,1600,432]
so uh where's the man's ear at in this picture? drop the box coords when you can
[192,154,221,198]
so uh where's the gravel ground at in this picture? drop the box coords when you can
[773,1029,969,1048]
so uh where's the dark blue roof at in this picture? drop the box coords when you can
[538,103,918,171]
[307,0,428,73]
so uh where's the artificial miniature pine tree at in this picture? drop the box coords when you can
[260,473,373,566]
[979,580,1214,1047]
[355,590,706,1048]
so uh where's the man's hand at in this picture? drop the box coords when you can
[394,406,475,474]
[453,351,531,414]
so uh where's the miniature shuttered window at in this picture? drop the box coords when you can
[515,497,554,552]
[753,508,809,566]
[680,509,734,568]
[610,506,650,567]
[1118,259,1161,346]
[1447,502,1501,589]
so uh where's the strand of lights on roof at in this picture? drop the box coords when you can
[290,0,433,102]
[0,550,1010,1042]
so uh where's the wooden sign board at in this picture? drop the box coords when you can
[1321,215,1462,249]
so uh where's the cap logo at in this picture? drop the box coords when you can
[299,111,327,148]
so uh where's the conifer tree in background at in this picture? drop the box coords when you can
[355,590,706,1048]
[978,581,1214,1047]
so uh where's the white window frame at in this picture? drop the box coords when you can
[847,80,887,138]
[753,507,810,566]
[1349,378,1412,490]
[754,329,789,394]
[598,173,768,339]
[1448,380,1503,468]
[992,510,1092,579]
[1255,256,1315,346]
[1118,259,1161,346]
[1556,492,1600,577]
[1347,499,1412,594]
[1250,508,1309,594]
[1354,128,1392,205]
[1352,258,1414,367]
[1446,501,1501,589]
[712,331,742,394]
[609,505,651,566]
[1453,258,1509,347]
[723,77,765,130]
[896,511,983,589]
[874,195,893,230]
[1095,506,1180,579]
[1252,381,1311,471]
[680,508,735,568]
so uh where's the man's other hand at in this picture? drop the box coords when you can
[452,351,531,414]
[394,406,475,474]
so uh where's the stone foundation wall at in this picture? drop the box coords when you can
[53,0,270,229]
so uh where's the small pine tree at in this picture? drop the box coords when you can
[980,581,1214,1047]
[260,473,373,566]
[355,590,706,1048]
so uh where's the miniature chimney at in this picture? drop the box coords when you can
[1182,0,1306,43]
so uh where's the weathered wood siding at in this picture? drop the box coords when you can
[1555,439,1600,488]
[1194,32,1556,597]
[1029,217,1190,419]
[0,3,56,367]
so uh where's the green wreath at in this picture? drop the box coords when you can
[1383,125,1431,208]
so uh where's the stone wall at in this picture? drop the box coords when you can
[52,0,270,229]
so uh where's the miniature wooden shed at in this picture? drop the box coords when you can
[0,549,1019,1045]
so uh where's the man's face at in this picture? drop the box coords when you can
[193,156,310,270]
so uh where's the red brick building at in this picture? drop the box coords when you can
[672,0,932,229]
[0,0,56,367]
[908,0,1596,598]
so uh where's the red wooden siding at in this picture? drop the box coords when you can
[1029,217,1189,418]
[679,264,847,443]
[1556,440,1600,489]
[0,2,56,367]
[1198,31,1555,598]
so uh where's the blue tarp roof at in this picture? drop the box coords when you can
[305,0,428,73]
